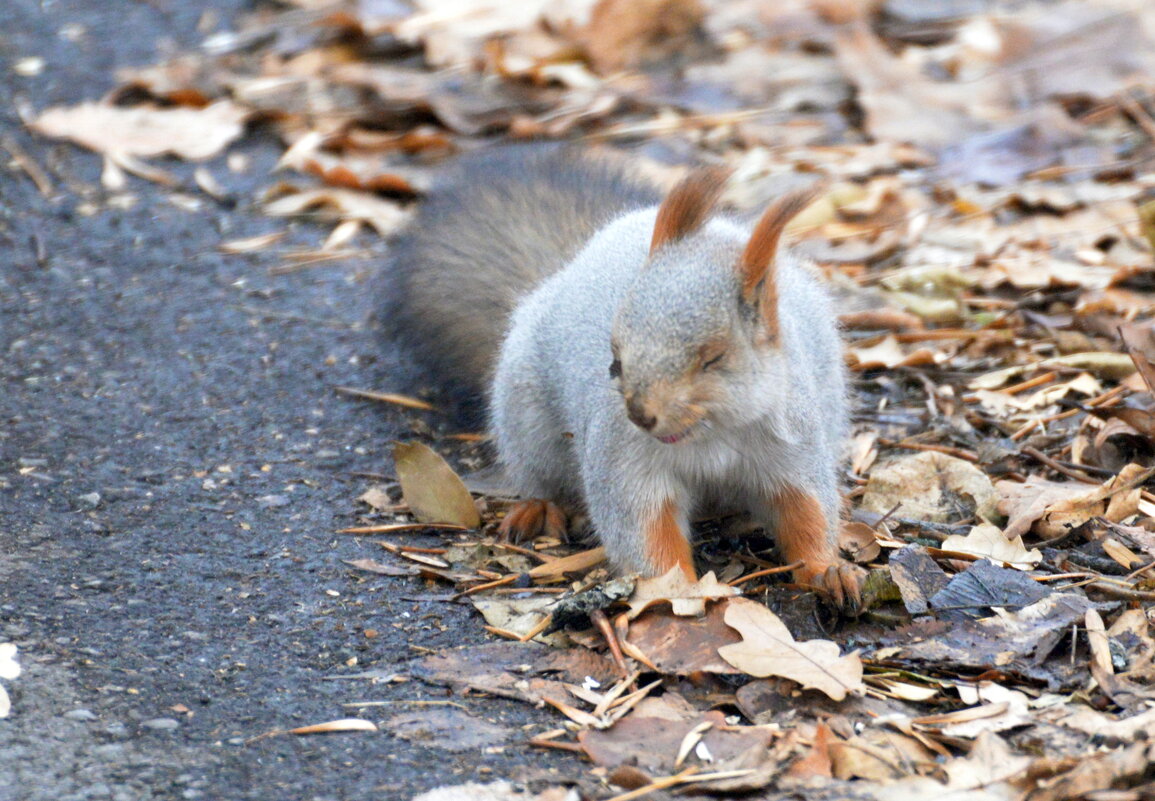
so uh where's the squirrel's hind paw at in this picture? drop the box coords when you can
[809,562,866,615]
[497,499,567,544]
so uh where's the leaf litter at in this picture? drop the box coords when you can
[24,0,1155,797]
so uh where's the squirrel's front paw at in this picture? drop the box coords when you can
[803,562,865,614]
[497,499,567,543]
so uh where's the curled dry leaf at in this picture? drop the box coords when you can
[392,441,481,528]
[717,597,864,701]
[941,524,1042,570]
[30,100,249,161]
[627,568,739,619]
[846,334,942,370]
[998,463,1150,540]
[263,185,411,237]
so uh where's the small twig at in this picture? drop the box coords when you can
[1086,581,1155,602]
[878,438,978,462]
[590,608,631,677]
[0,135,54,196]
[1002,370,1059,395]
[604,767,700,801]
[730,560,804,587]
[526,735,585,753]
[454,573,520,598]
[334,386,436,411]
[1020,446,1099,484]
[1118,89,1155,143]
[518,612,554,643]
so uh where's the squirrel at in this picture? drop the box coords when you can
[380,148,861,608]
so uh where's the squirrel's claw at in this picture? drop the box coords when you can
[498,499,567,543]
[812,562,865,615]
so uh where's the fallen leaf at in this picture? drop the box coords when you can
[30,100,249,161]
[342,557,416,577]
[263,185,411,236]
[861,451,1000,524]
[626,599,742,675]
[928,559,1049,621]
[1039,352,1137,381]
[717,598,864,701]
[999,463,1150,539]
[392,441,480,528]
[527,547,606,578]
[627,568,739,619]
[941,524,1042,570]
[847,334,943,370]
[386,708,510,752]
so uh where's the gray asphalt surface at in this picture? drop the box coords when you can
[0,2,572,799]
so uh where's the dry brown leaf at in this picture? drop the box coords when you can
[717,598,864,701]
[626,599,742,675]
[580,0,706,74]
[999,463,1149,539]
[527,547,606,578]
[861,451,1000,524]
[627,568,739,619]
[343,557,416,577]
[846,335,942,370]
[1039,352,1137,381]
[263,185,411,237]
[470,594,559,643]
[940,524,1042,570]
[30,100,249,160]
[829,729,934,782]
[392,441,481,528]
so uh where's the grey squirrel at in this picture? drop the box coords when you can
[380,148,861,608]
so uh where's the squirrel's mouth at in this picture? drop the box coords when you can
[655,426,694,444]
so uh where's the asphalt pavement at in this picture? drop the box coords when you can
[0,2,572,799]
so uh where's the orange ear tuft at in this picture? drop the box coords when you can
[740,183,824,339]
[649,166,731,256]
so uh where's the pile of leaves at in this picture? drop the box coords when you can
[22,0,1155,799]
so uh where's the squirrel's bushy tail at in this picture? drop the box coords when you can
[376,147,658,422]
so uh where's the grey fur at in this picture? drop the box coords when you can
[377,147,658,421]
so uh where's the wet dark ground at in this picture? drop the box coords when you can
[0,2,573,798]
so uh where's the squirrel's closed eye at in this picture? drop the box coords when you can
[699,343,727,371]
[609,358,622,379]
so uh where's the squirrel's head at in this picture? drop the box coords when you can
[610,168,821,444]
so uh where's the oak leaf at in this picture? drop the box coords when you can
[717,598,863,701]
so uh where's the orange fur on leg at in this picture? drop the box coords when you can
[772,486,832,582]
[772,485,861,609]
[643,499,696,579]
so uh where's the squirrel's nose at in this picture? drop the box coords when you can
[626,398,657,431]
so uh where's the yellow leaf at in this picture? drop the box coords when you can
[393,441,480,528]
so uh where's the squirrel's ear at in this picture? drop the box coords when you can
[649,166,731,256]
[739,183,823,340]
